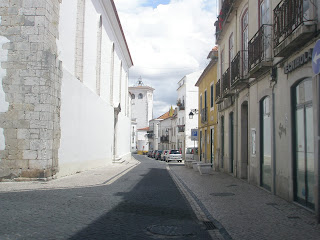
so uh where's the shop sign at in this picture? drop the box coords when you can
[284,48,313,74]
[312,39,320,75]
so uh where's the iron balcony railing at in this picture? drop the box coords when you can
[222,68,230,97]
[231,50,248,87]
[160,135,169,142]
[274,0,314,48]
[177,99,185,111]
[215,79,221,102]
[201,107,207,124]
[177,125,185,133]
[248,24,273,72]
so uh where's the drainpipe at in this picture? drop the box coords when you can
[271,77,277,195]
[234,9,238,178]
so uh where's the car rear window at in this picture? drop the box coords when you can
[186,148,193,154]
[170,150,180,154]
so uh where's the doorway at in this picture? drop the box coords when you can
[241,101,248,179]
[293,78,314,209]
[211,127,214,165]
[221,116,224,169]
[229,112,234,173]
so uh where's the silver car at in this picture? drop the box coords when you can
[166,150,182,162]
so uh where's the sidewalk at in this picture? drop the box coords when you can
[0,157,140,193]
[168,163,320,240]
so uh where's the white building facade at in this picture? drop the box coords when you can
[128,81,154,153]
[0,0,133,180]
[176,71,202,159]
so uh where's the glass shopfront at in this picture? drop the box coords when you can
[293,78,314,209]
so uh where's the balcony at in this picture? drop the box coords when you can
[201,108,207,124]
[215,79,223,104]
[248,24,273,78]
[177,125,185,133]
[177,99,185,111]
[160,135,169,142]
[231,51,249,89]
[222,68,234,97]
[215,0,236,42]
[273,0,317,57]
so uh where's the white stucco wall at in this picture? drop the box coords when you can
[58,70,114,177]
[0,36,9,151]
[57,0,132,176]
[56,0,77,75]
[117,112,131,157]
[83,0,99,93]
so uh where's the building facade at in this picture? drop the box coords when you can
[0,0,133,180]
[128,80,154,130]
[215,0,320,220]
[176,71,201,159]
[195,48,219,168]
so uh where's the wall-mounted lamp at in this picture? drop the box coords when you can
[189,109,198,119]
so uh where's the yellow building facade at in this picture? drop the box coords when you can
[195,48,218,168]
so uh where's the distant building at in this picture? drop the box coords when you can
[176,71,202,159]
[129,79,154,153]
[195,47,219,168]
[129,79,154,129]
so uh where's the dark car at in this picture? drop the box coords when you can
[147,150,153,157]
[152,150,157,158]
[155,150,163,160]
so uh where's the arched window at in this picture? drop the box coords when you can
[131,94,135,99]
[138,93,143,99]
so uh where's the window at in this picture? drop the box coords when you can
[138,93,143,99]
[259,0,270,25]
[229,33,234,68]
[220,49,225,75]
[204,90,207,109]
[242,9,248,75]
[210,84,214,108]
[131,94,135,99]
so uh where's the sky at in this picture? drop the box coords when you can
[114,0,218,118]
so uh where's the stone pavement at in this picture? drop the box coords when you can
[167,162,320,240]
[0,158,140,193]
[1,155,320,240]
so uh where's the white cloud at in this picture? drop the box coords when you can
[114,0,217,118]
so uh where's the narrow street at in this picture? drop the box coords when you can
[0,155,213,240]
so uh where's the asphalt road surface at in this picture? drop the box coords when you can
[1,155,212,240]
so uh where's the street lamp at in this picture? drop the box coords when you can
[189,109,198,119]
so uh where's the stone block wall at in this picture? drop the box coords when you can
[0,0,62,180]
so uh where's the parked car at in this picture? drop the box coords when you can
[185,147,198,161]
[161,150,169,161]
[166,149,182,162]
[152,150,157,158]
[155,150,163,160]
[147,150,153,157]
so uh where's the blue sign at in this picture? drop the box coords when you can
[191,129,198,141]
[312,39,320,75]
